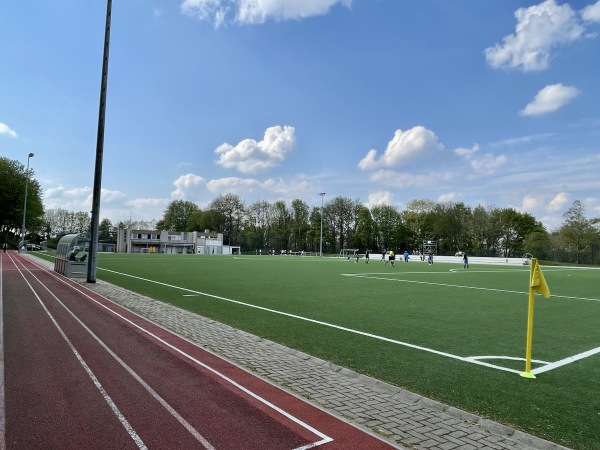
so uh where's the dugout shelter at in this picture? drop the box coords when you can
[54,233,89,278]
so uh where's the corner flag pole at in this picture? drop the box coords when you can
[521,281,536,378]
[520,258,550,379]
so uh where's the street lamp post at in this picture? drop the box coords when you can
[319,192,325,257]
[19,152,34,253]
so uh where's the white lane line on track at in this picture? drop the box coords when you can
[13,258,216,450]
[24,257,333,449]
[10,256,147,450]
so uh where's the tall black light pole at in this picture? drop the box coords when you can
[88,0,112,283]
[19,152,34,252]
[319,192,325,257]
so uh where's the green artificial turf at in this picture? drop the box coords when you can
[35,252,600,449]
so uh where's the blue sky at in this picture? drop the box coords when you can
[1,0,599,231]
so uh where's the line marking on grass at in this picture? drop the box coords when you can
[96,267,599,376]
[342,273,600,303]
[99,268,529,375]
[531,346,600,375]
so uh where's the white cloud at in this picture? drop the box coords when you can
[153,7,165,18]
[215,125,296,174]
[358,126,444,171]
[582,0,600,22]
[102,189,126,203]
[0,122,17,138]
[171,173,208,200]
[438,192,461,203]
[470,153,507,175]
[490,133,555,147]
[367,170,426,188]
[454,144,479,159]
[364,191,395,208]
[485,0,585,71]
[521,194,545,211]
[171,172,317,205]
[181,0,351,26]
[548,191,570,211]
[43,186,92,212]
[520,83,580,116]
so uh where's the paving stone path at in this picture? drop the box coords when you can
[75,276,571,450]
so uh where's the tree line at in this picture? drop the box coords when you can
[152,195,600,264]
[2,156,599,263]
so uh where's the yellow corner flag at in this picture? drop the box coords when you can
[530,258,550,298]
[521,258,551,379]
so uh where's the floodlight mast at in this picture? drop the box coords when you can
[88,0,112,283]
[319,193,326,257]
[20,153,34,252]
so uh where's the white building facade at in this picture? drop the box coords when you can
[116,229,239,255]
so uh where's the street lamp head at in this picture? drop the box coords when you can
[28,153,34,158]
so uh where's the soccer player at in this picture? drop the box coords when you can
[463,253,469,269]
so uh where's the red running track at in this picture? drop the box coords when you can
[0,251,395,449]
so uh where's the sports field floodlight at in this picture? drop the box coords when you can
[319,192,326,257]
[19,152,34,253]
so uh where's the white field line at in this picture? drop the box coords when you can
[99,266,600,376]
[11,258,148,450]
[98,268,523,375]
[25,259,332,449]
[346,272,600,373]
[345,272,600,303]
[531,347,600,375]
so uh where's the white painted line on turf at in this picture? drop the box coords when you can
[531,346,600,375]
[98,268,525,375]
[23,260,333,449]
[343,273,600,302]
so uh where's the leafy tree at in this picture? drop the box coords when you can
[99,218,115,241]
[208,194,245,245]
[290,199,310,251]
[158,200,200,232]
[430,202,471,255]
[371,204,403,251]
[523,230,551,259]
[557,200,597,264]
[324,196,360,253]
[352,206,375,251]
[402,199,435,249]
[272,200,292,250]
[0,156,44,243]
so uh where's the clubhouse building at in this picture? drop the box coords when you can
[116,229,240,255]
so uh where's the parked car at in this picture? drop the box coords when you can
[25,243,41,251]
[454,251,463,257]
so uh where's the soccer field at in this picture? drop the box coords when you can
[72,253,600,449]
